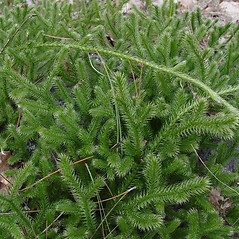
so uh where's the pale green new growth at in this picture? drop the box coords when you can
[0,0,238,238]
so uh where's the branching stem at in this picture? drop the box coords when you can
[29,43,239,117]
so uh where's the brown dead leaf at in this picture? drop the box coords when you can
[0,151,11,171]
[208,188,232,215]
[0,175,12,194]
[0,151,12,194]
[220,198,232,215]
[208,188,224,210]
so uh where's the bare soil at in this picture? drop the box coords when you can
[124,0,239,24]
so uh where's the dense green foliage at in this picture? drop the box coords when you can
[0,0,239,238]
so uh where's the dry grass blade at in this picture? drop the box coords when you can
[41,212,64,235]
[19,155,93,192]
[0,14,37,55]
[90,186,137,239]
[192,145,239,196]
[85,163,109,238]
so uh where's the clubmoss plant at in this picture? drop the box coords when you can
[0,0,239,238]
